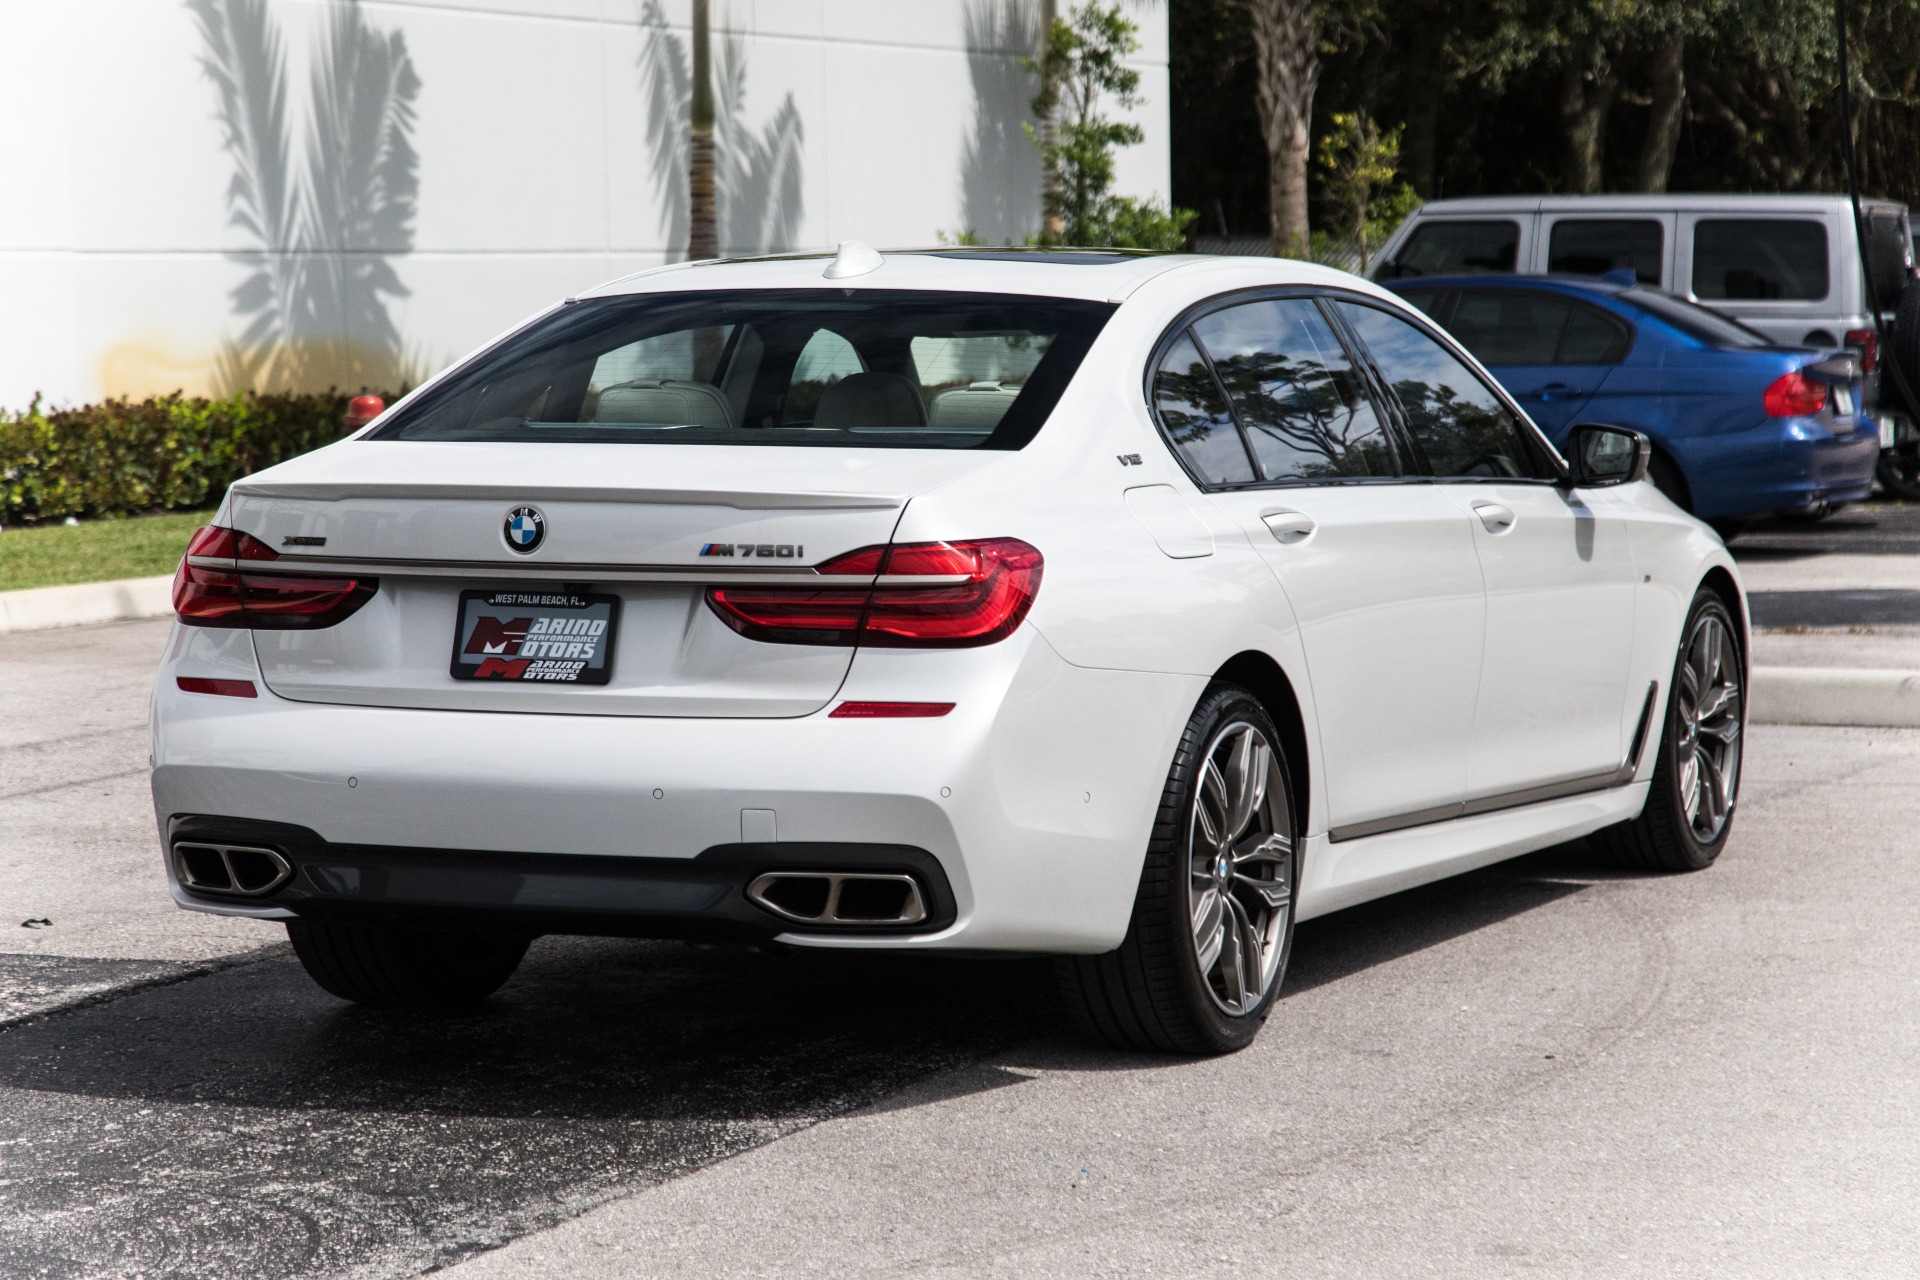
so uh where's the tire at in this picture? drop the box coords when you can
[1594,588,1745,873]
[287,919,530,1007]
[1890,278,1920,414]
[1055,684,1298,1054]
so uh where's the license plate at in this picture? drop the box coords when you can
[1833,385,1854,417]
[1881,413,1899,448]
[450,589,619,684]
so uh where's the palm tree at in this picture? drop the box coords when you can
[687,0,718,260]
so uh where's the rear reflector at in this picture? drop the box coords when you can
[708,538,1042,648]
[1764,371,1829,418]
[174,525,378,630]
[176,677,258,698]
[828,701,956,718]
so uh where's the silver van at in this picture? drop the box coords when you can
[1371,194,1911,357]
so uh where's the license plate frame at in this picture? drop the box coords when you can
[449,589,620,685]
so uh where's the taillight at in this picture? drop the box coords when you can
[173,525,378,630]
[1764,371,1829,418]
[1845,328,1879,373]
[707,538,1043,648]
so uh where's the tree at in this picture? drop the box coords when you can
[1249,0,1321,253]
[1315,112,1420,271]
[1026,4,1195,249]
[687,0,717,261]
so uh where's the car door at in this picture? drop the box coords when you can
[1151,294,1487,837]
[1334,299,1641,806]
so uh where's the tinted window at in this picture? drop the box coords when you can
[1447,291,1571,365]
[1190,299,1394,482]
[1448,289,1630,366]
[1336,302,1552,480]
[1395,288,1446,317]
[1548,219,1664,282]
[1692,219,1829,301]
[1152,333,1256,486]
[1865,208,1912,311]
[1559,305,1631,363]
[1620,286,1773,348]
[374,290,1113,450]
[1382,220,1519,278]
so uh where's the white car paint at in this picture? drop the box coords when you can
[150,249,1742,951]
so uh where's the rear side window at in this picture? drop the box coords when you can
[1621,286,1773,348]
[1692,219,1829,301]
[1381,221,1519,279]
[1335,301,1555,481]
[1152,333,1256,486]
[1547,219,1663,283]
[1188,299,1393,481]
[374,290,1113,450]
[1447,290,1630,366]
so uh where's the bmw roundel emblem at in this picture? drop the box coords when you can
[504,506,545,554]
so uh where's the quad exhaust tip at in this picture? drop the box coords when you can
[747,871,928,927]
[174,842,294,897]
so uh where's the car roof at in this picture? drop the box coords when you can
[579,247,1388,306]
[1403,193,1905,216]
[1384,274,1635,297]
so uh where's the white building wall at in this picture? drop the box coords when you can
[0,0,1170,408]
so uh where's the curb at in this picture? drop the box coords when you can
[0,574,173,635]
[1752,666,1920,728]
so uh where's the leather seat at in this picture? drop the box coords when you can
[595,379,734,429]
[928,381,1022,432]
[812,371,927,430]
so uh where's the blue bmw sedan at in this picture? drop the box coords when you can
[1386,275,1878,522]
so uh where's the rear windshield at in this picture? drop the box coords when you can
[1378,220,1519,279]
[1619,286,1775,348]
[1691,219,1829,301]
[373,290,1114,450]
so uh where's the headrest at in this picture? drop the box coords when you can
[812,371,927,430]
[595,379,733,429]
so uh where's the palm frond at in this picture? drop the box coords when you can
[639,0,692,258]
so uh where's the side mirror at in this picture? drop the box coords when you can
[1566,424,1651,488]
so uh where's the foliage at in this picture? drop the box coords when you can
[1313,112,1422,271]
[1026,3,1199,249]
[0,509,218,593]
[0,391,382,526]
[1173,0,1920,226]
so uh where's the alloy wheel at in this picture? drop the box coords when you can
[1674,610,1743,844]
[1187,721,1293,1016]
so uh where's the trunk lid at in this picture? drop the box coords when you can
[230,440,998,717]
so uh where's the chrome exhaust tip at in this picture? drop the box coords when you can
[746,871,928,927]
[173,842,294,897]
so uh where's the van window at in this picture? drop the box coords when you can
[1381,221,1519,279]
[1865,208,1912,311]
[1547,219,1663,283]
[1692,219,1829,301]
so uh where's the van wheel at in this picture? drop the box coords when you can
[1055,685,1297,1054]
[287,920,530,1007]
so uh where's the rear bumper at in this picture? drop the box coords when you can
[1674,419,1879,519]
[151,623,1200,952]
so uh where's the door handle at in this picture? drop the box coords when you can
[1472,502,1516,533]
[1262,511,1315,543]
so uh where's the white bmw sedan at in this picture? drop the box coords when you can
[152,245,1746,1053]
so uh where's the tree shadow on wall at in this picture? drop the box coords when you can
[961,0,1042,244]
[188,0,423,395]
[638,0,806,259]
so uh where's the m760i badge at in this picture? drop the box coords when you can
[700,543,804,558]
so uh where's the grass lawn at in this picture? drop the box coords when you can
[0,509,215,592]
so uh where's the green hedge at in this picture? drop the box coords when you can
[0,391,387,525]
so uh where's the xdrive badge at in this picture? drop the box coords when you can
[504,506,545,554]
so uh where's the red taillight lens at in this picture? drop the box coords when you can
[173,525,377,630]
[1845,328,1879,373]
[706,538,1043,648]
[1764,371,1829,417]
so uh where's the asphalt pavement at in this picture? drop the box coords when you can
[4,593,1919,1276]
